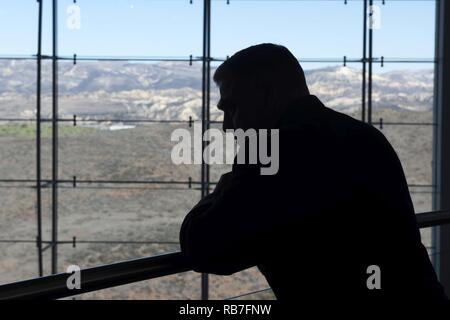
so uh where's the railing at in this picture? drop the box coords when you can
[0,252,190,300]
[1,210,450,300]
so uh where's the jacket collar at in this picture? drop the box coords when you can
[278,95,325,129]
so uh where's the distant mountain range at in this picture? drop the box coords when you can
[0,60,433,121]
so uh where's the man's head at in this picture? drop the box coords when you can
[214,43,309,130]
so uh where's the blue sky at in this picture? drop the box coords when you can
[0,0,436,71]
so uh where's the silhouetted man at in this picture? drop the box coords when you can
[179,43,447,301]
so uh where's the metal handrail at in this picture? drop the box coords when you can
[416,209,450,228]
[0,210,450,300]
[0,252,190,300]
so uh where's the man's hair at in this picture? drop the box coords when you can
[213,43,309,129]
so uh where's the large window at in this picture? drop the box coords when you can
[0,0,437,300]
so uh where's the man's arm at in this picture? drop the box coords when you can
[180,166,276,275]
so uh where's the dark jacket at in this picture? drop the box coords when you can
[180,95,447,301]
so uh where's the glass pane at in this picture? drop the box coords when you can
[0,121,36,180]
[0,1,38,55]
[58,187,198,244]
[40,188,54,276]
[57,0,203,57]
[57,59,202,181]
[59,122,200,182]
[57,60,202,121]
[371,63,434,120]
[373,0,436,59]
[0,58,38,180]
[0,243,39,284]
[209,267,270,300]
[211,1,363,59]
[0,187,36,240]
[0,59,37,120]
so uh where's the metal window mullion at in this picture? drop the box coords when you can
[35,0,44,278]
[200,0,211,301]
[362,0,367,123]
[432,0,450,293]
[368,0,373,125]
[51,0,59,275]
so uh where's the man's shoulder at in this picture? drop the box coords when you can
[312,106,401,172]
[280,95,392,152]
[318,105,385,144]
[322,104,370,131]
